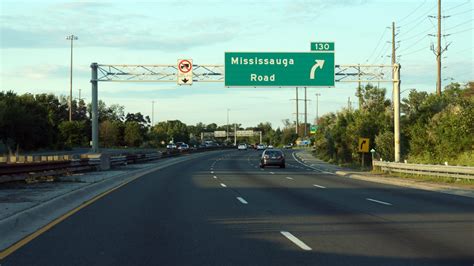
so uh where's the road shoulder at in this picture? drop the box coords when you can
[293,149,474,199]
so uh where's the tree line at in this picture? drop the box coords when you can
[312,82,473,166]
[0,91,298,154]
[2,82,472,166]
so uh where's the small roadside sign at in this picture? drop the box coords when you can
[358,138,370,153]
[310,125,318,134]
[177,59,193,85]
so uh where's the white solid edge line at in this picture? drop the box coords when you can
[220,183,227,188]
[236,197,248,204]
[286,176,293,180]
[313,184,326,188]
[366,198,392,206]
[280,231,312,251]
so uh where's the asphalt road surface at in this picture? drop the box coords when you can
[2,150,473,266]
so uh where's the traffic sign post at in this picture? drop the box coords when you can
[358,137,370,168]
[358,138,370,153]
[225,52,335,87]
[177,59,193,85]
[310,125,318,134]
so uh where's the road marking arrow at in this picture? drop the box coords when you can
[310,60,325,80]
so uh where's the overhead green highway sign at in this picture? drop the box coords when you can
[310,42,335,51]
[225,52,335,87]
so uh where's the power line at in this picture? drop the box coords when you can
[444,0,472,12]
[398,34,431,54]
[398,0,428,24]
[444,18,474,31]
[399,25,434,42]
[398,2,437,28]
[448,27,473,35]
[447,8,473,16]
[365,27,389,63]
[400,46,429,57]
[372,41,390,65]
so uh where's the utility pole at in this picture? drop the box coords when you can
[304,87,307,138]
[392,21,396,104]
[348,97,352,110]
[394,64,401,162]
[295,87,299,136]
[66,34,78,122]
[436,0,442,95]
[151,101,155,125]
[234,123,237,146]
[78,89,81,101]
[315,93,320,125]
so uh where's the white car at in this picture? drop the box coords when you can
[256,144,266,150]
[238,144,247,150]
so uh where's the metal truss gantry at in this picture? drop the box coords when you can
[95,64,393,84]
[96,64,224,82]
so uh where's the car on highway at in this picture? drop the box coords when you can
[283,143,293,149]
[260,149,285,168]
[256,144,266,150]
[237,144,247,150]
[166,143,177,149]
[178,143,189,151]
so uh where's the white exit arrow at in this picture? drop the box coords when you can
[310,60,325,80]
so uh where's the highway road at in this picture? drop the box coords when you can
[2,149,473,265]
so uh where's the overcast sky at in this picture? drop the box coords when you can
[1,0,472,128]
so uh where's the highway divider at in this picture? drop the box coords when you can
[0,147,231,184]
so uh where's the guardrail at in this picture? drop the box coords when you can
[0,147,232,184]
[373,161,474,180]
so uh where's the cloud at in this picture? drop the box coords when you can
[1,64,90,80]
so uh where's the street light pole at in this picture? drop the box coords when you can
[152,101,155,125]
[66,34,78,122]
[227,108,230,142]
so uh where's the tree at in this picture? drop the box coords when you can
[100,120,121,147]
[124,121,143,147]
[0,91,53,152]
[59,120,88,148]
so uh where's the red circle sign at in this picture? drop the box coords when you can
[178,60,192,73]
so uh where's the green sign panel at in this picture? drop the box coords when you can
[310,125,318,134]
[225,52,335,87]
[311,42,335,51]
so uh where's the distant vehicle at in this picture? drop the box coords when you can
[256,144,266,150]
[260,149,285,168]
[268,145,274,149]
[166,143,177,149]
[178,143,189,150]
[238,144,247,150]
[283,143,293,149]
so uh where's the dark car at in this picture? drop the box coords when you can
[260,149,285,168]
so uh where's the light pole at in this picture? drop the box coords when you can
[152,101,155,125]
[66,34,78,122]
[315,93,321,125]
[227,108,230,142]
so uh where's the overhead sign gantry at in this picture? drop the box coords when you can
[90,42,401,162]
